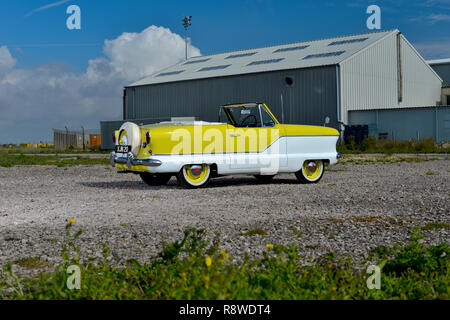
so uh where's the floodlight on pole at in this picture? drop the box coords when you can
[182,16,192,60]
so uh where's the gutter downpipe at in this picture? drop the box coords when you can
[336,64,343,144]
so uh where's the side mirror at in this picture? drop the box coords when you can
[324,116,330,126]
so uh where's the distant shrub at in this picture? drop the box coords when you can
[338,136,449,154]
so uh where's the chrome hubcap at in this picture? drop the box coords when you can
[189,165,203,177]
[307,161,317,173]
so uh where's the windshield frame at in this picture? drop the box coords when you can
[220,103,278,128]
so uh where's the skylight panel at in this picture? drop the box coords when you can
[198,65,231,72]
[156,70,185,77]
[328,37,369,46]
[225,52,257,59]
[303,51,345,60]
[273,45,309,53]
[247,58,284,66]
[183,58,211,65]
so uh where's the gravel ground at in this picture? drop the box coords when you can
[0,160,449,276]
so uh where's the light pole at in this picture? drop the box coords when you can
[81,125,85,151]
[182,16,192,60]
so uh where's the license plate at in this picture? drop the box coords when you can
[115,145,131,153]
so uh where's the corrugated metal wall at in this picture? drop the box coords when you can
[125,66,338,128]
[340,32,442,124]
[348,106,450,142]
[430,63,450,85]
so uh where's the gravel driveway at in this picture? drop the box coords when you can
[1,160,449,275]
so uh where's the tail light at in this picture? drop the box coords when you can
[112,132,116,144]
[145,131,151,145]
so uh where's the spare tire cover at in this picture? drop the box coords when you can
[118,122,141,156]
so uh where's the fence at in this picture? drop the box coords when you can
[53,128,101,150]
[348,106,450,143]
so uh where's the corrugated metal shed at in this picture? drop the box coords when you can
[128,30,396,87]
[340,32,442,123]
[428,59,450,85]
[100,29,446,148]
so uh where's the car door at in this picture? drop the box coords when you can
[227,104,287,173]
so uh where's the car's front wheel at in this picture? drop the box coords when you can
[140,172,172,186]
[295,160,324,183]
[176,164,211,188]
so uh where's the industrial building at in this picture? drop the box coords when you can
[101,29,449,149]
[428,59,450,106]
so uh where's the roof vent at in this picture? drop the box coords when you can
[273,45,309,53]
[247,58,284,66]
[156,70,185,77]
[328,37,368,46]
[303,51,345,60]
[183,58,211,65]
[225,52,257,59]
[198,65,231,72]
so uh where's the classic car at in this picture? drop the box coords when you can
[110,103,341,188]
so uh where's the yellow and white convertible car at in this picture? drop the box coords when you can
[110,103,341,188]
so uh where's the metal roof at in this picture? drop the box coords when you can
[427,58,450,65]
[128,29,397,87]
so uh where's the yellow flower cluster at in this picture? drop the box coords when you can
[205,256,212,267]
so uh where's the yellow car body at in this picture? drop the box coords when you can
[111,103,340,187]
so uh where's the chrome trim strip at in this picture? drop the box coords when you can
[110,151,162,168]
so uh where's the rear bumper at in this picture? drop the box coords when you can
[110,151,162,169]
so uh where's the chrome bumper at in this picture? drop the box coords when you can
[110,151,162,169]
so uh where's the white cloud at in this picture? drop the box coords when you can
[0,46,16,72]
[100,25,200,81]
[0,26,201,143]
[427,13,450,23]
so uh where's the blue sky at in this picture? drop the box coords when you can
[0,0,449,143]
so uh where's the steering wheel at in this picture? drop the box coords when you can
[241,114,257,127]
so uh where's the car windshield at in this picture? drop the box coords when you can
[220,104,276,128]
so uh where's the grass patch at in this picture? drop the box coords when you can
[337,136,449,154]
[14,257,53,270]
[329,216,399,225]
[0,225,448,300]
[339,155,445,165]
[239,228,267,236]
[0,153,108,167]
[421,222,450,231]
[425,170,438,175]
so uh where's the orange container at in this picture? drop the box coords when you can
[90,134,101,147]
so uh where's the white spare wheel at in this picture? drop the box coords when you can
[118,122,141,156]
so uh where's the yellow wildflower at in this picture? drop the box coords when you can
[205,256,212,267]
[266,244,274,249]
[218,259,226,265]
[220,250,230,259]
[67,219,76,224]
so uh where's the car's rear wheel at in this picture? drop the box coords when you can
[254,175,275,183]
[140,172,172,186]
[176,164,211,188]
[295,160,324,183]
